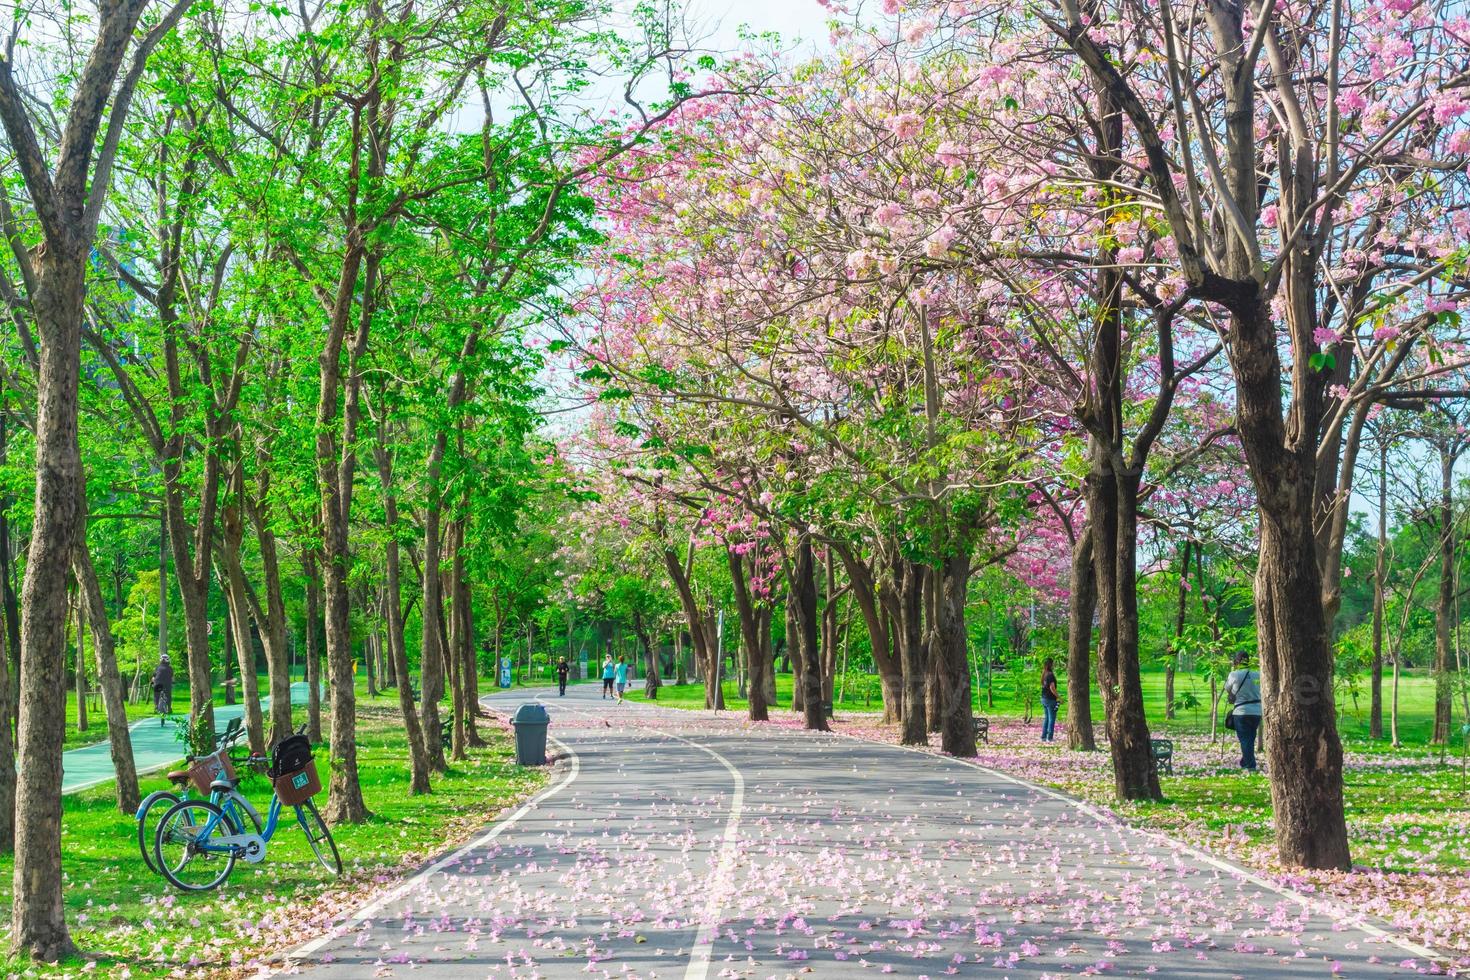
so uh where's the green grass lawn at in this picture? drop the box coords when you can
[6,693,547,977]
[1105,757,1470,873]
[630,664,1453,748]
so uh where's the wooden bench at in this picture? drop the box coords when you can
[973,717,989,743]
[1150,738,1174,775]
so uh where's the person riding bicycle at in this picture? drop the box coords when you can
[151,655,174,725]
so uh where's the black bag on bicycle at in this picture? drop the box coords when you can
[271,733,313,778]
[270,733,321,805]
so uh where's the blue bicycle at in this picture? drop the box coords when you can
[152,729,341,891]
[135,720,262,875]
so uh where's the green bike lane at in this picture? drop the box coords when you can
[58,681,314,795]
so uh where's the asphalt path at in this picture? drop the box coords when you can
[284,684,1447,979]
[60,681,313,794]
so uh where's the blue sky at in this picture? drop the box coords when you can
[690,0,835,52]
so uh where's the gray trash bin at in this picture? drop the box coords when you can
[511,702,550,766]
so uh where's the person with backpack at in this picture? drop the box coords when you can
[601,655,615,699]
[1225,652,1263,771]
[556,657,570,696]
[614,656,629,702]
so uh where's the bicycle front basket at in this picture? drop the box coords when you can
[272,759,321,805]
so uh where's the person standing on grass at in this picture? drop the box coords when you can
[601,655,616,699]
[556,656,571,697]
[151,654,174,725]
[614,656,629,702]
[1039,657,1060,742]
[1225,651,1263,771]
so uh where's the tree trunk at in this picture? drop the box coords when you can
[220,485,266,758]
[1370,442,1386,740]
[73,537,139,815]
[9,238,98,960]
[1255,509,1350,868]
[154,506,167,706]
[247,490,292,747]
[303,550,324,744]
[821,551,838,705]
[1166,540,1192,720]
[447,521,468,761]
[701,604,724,709]
[373,438,431,793]
[314,244,373,826]
[1434,446,1454,744]
[728,549,765,721]
[74,591,87,733]
[223,629,235,706]
[9,246,104,970]
[661,542,720,708]
[834,544,902,725]
[165,482,216,734]
[674,629,687,685]
[1066,529,1097,751]
[419,498,449,773]
[365,624,379,699]
[759,605,777,706]
[1391,650,1402,747]
[791,535,829,732]
[890,557,928,745]
[633,611,662,701]
[0,414,20,728]
[1089,456,1161,801]
[459,558,486,746]
[441,565,461,737]
[0,490,13,850]
[1230,288,1351,868]
[934,552,976,756]
[923,566,943,734]
[786,600,803,713]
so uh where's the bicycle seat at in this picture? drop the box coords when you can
[209,776,239,794]
[166,770,191,786]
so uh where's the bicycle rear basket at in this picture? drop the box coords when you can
[187,749,237,795]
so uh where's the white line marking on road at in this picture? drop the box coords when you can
[666,732,743,980]
[523,695,745,980]
[269,725,581,972]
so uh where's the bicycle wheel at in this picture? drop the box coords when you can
[136,791,181,875]
[154,799,239,892]
[296,799,342,876]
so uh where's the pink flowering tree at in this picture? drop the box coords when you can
[896,0,1470,867]
[565,52,1052,751]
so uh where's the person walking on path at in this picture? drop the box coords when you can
[556,657,570,697]
[1225,652,1263,771]
[614,656,629,702]
[601,655,615,699]
[1039,657,1060,742]
[151,655,174,725]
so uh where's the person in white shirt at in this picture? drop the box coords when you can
[1224,652,1263,771]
